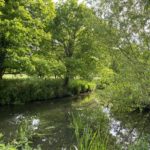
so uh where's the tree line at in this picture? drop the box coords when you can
[0,0,150,109]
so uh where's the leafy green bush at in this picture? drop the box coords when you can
[107,76,150,112]
[96,68,115,89]
[68,80,96,95]
[0,79,96,104]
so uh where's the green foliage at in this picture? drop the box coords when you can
[91,0,150,111]
[128,135,150,150]
[49,0,108,83]
[96,67,115,89]
[0,0,55,78]
[0,144,16,150]
[0,133,16,150]
[14,118,41,150]
[106,48,150,111]
[0,118,41,150]
[68,80,96,95]
[0,0,149,149]
[108,75,150,112]
[70,108,119,150]
[0,79,95,104]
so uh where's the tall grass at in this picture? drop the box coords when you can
[0,79,96,104]
[70,107,118,150]
[0,118,41,150]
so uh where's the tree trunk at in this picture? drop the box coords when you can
[0,32,9,80]
[0,49,6,80]
[63,76,69,87]
[0,69,4,80]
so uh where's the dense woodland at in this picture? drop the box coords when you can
[0,0,150,149]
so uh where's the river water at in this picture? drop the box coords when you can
[0,93,150,149]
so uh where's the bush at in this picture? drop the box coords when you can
[0,79,96,104]
[68,80,96,95]
[106,78,150,112]
[96,68,115,90]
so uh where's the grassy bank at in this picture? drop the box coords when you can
[0,79,96,105]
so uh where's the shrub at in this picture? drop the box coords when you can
[68,80,96,95]
[0,79,96,104]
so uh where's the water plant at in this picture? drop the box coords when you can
[70,107,119,150]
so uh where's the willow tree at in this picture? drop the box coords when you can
[90,0,150,110]
[0,0,55,79]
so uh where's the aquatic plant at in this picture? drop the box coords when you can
[0,118,41,150]
[70,107,119,150]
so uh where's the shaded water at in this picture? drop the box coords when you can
[0,98,77,149]
[102,107,150,148]
[0,93,150,149]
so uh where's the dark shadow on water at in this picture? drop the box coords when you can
[0,95,89,150]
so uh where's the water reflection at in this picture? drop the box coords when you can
[0,94,150,149]
[102,107,150,149]
[32,118,40,130]
[0,97,76,150]
[103,107,138,144]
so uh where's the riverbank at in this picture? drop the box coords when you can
[0,78,96,105]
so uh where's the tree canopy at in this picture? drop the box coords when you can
[49,0,113,85]
[0,0,149,109]
[0,0,55,78]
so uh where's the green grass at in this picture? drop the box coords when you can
[3,74,29,79]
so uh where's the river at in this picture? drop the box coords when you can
[0,93,150,149]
